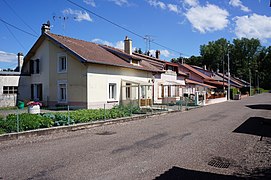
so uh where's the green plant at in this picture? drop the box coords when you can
[0,113,54,133]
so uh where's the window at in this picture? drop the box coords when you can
[126,83,131,99]
[31,84,42,101]
[58,54,67,73]
[58,83,67,103]
[30,59,40,74]
[109,83,116,100]
[3,86,18,94]
[130,59,139,66]
[141,86,146,99]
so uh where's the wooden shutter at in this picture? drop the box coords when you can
[38,84,43,101]
[31,84,34,100]
[30,61,34,74]
[36,59,40,74]
[161,85,164,98]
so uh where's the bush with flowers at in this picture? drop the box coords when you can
[27,101,42,107]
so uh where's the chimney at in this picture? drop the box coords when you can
[155,50,160,59]
[17,52,24,72]
[181,58,184,64]
[203,65,207,70]
[41,21,50,34]
[124,36,132,55]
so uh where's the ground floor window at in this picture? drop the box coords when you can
[58,82,67,103]
[109,83,116,100]
[3,86,18,94]
[31,84,42,101]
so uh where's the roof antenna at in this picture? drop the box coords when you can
[144,35,155,54]
[52,15,69,35]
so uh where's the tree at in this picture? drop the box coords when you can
[200,38,228,71]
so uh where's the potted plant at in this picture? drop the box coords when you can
[27,101,42,114]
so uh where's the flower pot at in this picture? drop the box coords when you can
[28,105,40,114]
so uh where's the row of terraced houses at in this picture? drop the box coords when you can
[0,23,249,108]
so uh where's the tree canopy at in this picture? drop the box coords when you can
[172,38,271,89]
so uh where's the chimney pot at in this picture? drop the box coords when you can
[155,50,160,59]
[17,52,24,72]
[124,36,132,55]
[41,22,50,34]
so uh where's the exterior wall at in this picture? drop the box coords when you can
[20,39,88,108]
[0,74,20,107]
[47,41,87,108]
[87,64,152,109]
[153,70,185,104]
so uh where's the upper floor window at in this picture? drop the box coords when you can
[3,86,18,94]
[30,59,40,74]
[58,53,67,73]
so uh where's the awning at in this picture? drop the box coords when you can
[122,79,152,86]
[186,79,216,89]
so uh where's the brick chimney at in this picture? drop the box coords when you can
[124,36,132,55]
[17,52,24,72]
[155,50,160,59]
[41,21,50,34]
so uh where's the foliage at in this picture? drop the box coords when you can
[174,37,271,89]
[0,113,54,133]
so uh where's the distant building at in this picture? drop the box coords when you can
[0,53,24,107]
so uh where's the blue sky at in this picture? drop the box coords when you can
[0,0,271,69]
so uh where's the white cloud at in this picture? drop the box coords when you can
[183,0,199,7]
[92,38,124,50]
[234,13,271,41]
[185,4,229,33]
[109,0,129,6]
[167,4,180,14]
[147,0,180,14]
[0,51,17,63]
[63,8,92,22]
[83,0,96,7]
[147,0,166,9]
[229,0,250,12]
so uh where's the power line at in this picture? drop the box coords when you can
[66,0,189,57]
[2,0,38,36]
[0,17,38,38]
[3,22,26,51]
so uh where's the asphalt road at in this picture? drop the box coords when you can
[1,93,271,180]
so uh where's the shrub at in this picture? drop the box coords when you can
[0,113,54,133]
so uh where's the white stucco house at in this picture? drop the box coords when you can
[18,23,163,109]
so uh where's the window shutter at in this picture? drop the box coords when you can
[31,84,34,100]
[36,59,40,74]
[30,61,34,74]
[38,84,42,101]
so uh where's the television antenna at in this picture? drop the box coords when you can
[144,35,155,53]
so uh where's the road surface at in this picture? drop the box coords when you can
[1,93,271,179]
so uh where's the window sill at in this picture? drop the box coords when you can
[107,100,118,103]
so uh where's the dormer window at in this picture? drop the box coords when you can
[130,59,139,66]
[57,53,67,73]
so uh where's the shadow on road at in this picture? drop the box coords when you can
[233,117,271,138]
[154,166,244,180]
[246,104,271,110]
[154,166,271,180]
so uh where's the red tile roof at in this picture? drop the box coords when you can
[186,79,216,89]
[180,64,213,80]
[41,33,161,72]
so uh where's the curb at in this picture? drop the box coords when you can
[0,109,185,142]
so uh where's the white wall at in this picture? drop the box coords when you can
[0,75,20,107]
[87,64,153,109]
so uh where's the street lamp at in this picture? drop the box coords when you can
[227,44,230,100]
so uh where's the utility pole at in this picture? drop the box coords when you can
[251,62,253,95]
[227,45,230,101]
